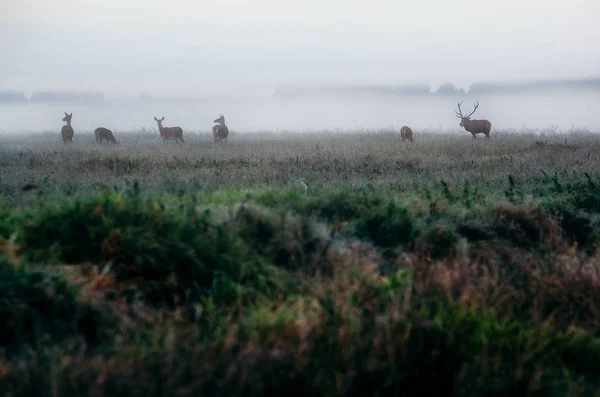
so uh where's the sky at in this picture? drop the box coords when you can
[1,0,599,97]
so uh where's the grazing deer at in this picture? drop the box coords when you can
[212,114,229,143]
[400,126,414,142]
[455,101,492,139]
[61,112,74,143]
[153,117,184,143]
[94,127,119,144]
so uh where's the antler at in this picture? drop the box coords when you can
[464,101,479,119]
[455,101,464,119]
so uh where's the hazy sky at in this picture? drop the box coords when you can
[2,0,599,97]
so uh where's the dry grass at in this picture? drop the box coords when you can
[2,128,600,395]
[2,129,600,205]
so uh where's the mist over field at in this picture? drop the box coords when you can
[5,1,600,395]
[3,0,599,135]
[1,90,599,134]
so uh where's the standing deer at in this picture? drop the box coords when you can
[455,101,492,139]
[94,127,119,144]
[213,114,229,143]
[400,126,414,142]
[61,112,74,143]
[153,117,184,143]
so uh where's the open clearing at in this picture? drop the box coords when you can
[2,129,600,396]
[2,129,599,203]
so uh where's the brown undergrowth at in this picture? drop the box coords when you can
[1,131,600,395]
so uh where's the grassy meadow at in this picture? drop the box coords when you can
[2,128,600,395]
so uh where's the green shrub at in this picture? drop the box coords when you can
[490,206,553,248]
[234,204,330,272]
[0,258,109,356]
[415,224,460,260]
[0,204,17,239]
[16,196,283,307]
[355,202,418,248]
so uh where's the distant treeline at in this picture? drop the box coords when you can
[273,77,600,98]
[1,77,599,103]
[0,91,105,104]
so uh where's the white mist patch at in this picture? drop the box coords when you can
[0,91,599,133]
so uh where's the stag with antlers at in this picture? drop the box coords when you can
[94,127,119,144]
[61,112,74,143]
[400,126,414,142]
[455,101,492,139]
[213,114,229,143]
[154,117,184,143]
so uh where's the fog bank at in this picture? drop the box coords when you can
[0,91,598,134]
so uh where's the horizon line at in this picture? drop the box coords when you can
[1,75,599,102]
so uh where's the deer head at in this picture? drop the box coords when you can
[62,112,72,123]
[455,101,479,127]
[214,114,225,124]
[154,116,165,127]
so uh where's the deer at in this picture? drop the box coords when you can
[94,127,119,144]
[455,101,492,139]
[61,112,74,143]
[400,126,414,142]
[212,114,229,143]
[153,117,184,143]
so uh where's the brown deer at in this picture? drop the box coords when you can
[212,114,229,143]
[94,127,119,144]
[153,117,184,143]
[400,126,414,142]
[61,112,74,143]
[455,101,492,139]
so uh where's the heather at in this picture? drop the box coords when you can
[1,129,600,395]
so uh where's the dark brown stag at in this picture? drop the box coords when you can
[154,117,184,143]
[212,114,229,143]
[61,112,74,143]
[94,127,119,144]
[400,125,414,142]
[455,101,492,139]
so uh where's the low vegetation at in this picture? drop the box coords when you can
[1,129,600,395]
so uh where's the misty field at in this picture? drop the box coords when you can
[1,129,598,202]
[2,129,600,396]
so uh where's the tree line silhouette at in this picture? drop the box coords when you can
[1,77,598,104]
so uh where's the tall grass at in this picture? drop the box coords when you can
[1,129,600,395]
[1,129,599,205]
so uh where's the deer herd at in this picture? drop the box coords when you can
[59,101,492,145]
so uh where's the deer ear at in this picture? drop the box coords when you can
[154,117,158,121]
[161,117,165,121]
